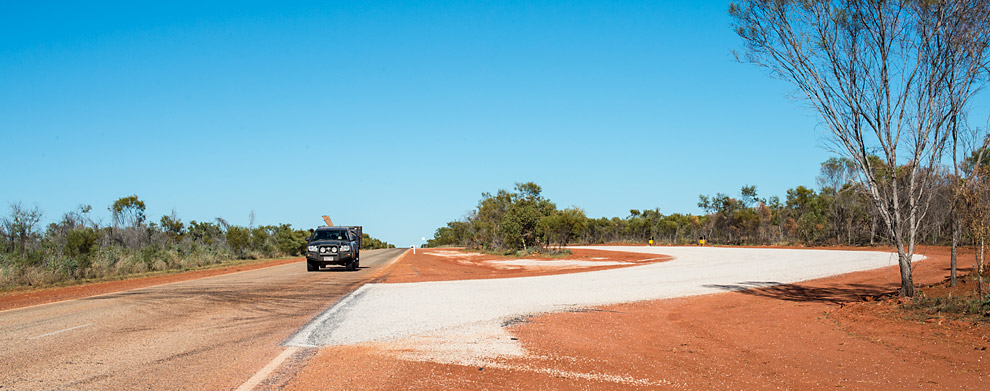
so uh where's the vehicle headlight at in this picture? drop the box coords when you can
[307,245,317,252]
[341,245,351,251]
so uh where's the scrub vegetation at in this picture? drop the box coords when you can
[0,197,393,290]
[430,150,988,250]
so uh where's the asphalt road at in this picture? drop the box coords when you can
[0,248,406,391]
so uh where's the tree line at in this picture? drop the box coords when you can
[0,196,393,289]
[427,151,990,258]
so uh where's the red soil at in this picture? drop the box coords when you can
[379,248,670,283]
[286,245,990,390]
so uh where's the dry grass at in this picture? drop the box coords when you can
[901,271,990,323]
[0,248,294,293]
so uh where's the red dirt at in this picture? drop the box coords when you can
[0,257,302,312]
[285,245,990,390]
[379,248,671,283]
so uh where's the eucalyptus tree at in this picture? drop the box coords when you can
[2,202,43,256]
[109,195,146,228]
[731,0,990,296]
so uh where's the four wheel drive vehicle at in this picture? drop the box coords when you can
[306,226,362,271]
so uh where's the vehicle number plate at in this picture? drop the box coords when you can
[323,256,335,261]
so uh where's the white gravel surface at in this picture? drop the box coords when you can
[285,246,919,358]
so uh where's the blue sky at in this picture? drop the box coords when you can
[1,1,962,246]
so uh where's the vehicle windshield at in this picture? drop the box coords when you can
[313,230,349,241]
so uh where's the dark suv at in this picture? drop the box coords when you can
[306,226,362,271]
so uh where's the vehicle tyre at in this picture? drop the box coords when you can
[354,259,360,269]
[307,262,316,272]
[346,259,356,271]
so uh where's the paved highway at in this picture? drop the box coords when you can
[0,248,406,391]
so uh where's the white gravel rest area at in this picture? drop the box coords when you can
[285,246,920,363]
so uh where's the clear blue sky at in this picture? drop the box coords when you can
[2,1,968,246]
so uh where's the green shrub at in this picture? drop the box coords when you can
[66,228,99,257]
[226,226,251,258]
